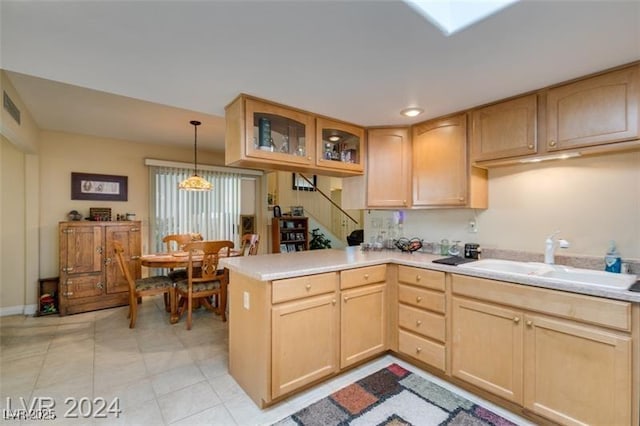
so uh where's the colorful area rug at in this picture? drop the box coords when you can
[274,363,518,426]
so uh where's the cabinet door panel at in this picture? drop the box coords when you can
[546,65,639,150]
[452,297,523,404]
[471,94,537,161]
[316,118,364,173]
[412,114,467,206]
[61,226,103,274]
[272,293,338,398]
[366,128,411,207]
[105,225,141,294]
[341,284,386,368]
[62,273,103,299]
[524,314,631,426]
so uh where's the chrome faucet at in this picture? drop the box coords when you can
[544,231,570,264]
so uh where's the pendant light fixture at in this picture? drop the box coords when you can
[179,120,212,191]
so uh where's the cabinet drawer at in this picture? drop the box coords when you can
[272,272,338,303]
[452,274,631,331]
[398,329,445,371]
[341,264,386,290]
[398,304,445,342]
[398,284,445,313]
[62,274,104,299]
[398,266,445,291]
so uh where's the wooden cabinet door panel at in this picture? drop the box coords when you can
[471,94,537,161]
[61,225,102,274]
[412,114,468,206]
[105,225,141,294]
[340,284,386,368]
[546,65,639,151]
[271,293,338,398]
[523,314,632,426]
[366,128,411,207]
[316,118,364,173]
[452,297,523,404]
[62,273,103,299]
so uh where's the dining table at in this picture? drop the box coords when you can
[140,248,241,323]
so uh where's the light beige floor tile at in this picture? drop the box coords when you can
[157,380,221,424]
[196,352,228,380]
[93,397,164,426]
[150,364,206,397]
[208,373,245,403]
[142,348,195,376]
[93,359,147,390]
[170,403,237,426]
[93,377,156,413]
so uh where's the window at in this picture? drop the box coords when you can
[149,166,242,252]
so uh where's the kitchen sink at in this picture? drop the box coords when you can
[458,259,637,290]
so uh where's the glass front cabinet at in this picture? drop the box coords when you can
[316,118,365,174]
[225,94,364,176]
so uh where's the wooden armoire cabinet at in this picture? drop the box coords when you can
[58,221,141,315]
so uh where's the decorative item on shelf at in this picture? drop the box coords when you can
[291,206,304,217]
[126,213,136,221]
[394,237,423,253]
[179,120,212,191]
[67,210,82,221]
[89,207,111,221]
[273,205,282,218]
[258,117,272,151]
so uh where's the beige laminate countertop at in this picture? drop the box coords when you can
[220,247,640,303]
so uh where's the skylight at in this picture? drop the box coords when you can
[403,0,520,36]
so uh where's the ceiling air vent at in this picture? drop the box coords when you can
[3,91,21,125]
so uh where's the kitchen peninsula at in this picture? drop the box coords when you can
[221,248,640,426]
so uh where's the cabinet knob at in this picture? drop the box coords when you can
[528,144,534,150]
[332,299,336,305]
[526,320,533,327]
[364,274,369,280]
[458,197,465,201]
[416,275,421,282]
[343,296,349,303]
[549,140,557,147]
[513,317,520,324]
[416,347,422,354]
[403,200,407,206]
[416,296,422,303]
[305,284,311,291]
[416,320,422,326]
[307,156,312,161]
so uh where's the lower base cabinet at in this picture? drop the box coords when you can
[451,274,633,426]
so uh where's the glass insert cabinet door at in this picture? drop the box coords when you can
[245,99,315,166]
[316,118,365,173]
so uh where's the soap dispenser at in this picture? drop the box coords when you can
[604,240,622,273]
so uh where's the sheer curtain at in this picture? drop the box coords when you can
[149,166,242,252]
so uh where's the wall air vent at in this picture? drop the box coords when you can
[3,91,21,125]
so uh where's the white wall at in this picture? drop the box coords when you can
[364,151,640,259]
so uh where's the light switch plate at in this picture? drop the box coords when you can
[243,291,250,310]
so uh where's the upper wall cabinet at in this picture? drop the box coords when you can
[546,65,639,151]
[366,127,411,208]
[316,118,365,174]
[412,114,487,208]
[225,94,364,177]
[470,94,538,162]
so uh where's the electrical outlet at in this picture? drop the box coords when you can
[468,219,478,233]
[243,291,250,310]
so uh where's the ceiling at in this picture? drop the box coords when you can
[1,1,639,153]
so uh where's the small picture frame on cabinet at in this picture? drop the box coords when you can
[273,205,282,218]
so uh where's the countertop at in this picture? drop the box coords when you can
[220,247,640,303]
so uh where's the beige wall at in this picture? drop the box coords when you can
[38,130,227,278]
[0,72,40,154]
[365,151,640,259]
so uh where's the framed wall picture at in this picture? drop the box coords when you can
[240,215,255,235]
[292,173,317,191]
[71,172,128,201]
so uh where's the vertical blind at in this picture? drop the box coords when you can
[149,166,242,252]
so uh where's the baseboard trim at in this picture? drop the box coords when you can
[0,304,37,316]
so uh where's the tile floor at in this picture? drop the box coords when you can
[0,296,534,425]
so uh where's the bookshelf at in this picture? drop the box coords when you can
[272,217,309,253]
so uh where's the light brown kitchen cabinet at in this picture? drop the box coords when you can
[366,127,411,207]
[546,64,639,152]
[412,114,487,208]
[271,292,339,398]
[59,221,140,315]
[316,117,365,174]
[340,265,387,368]
[470,94,538,162]
[397,266,446,371]
[451,274,634,426]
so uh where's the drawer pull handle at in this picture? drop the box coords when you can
[416,296,422,303]
[549,140,557,147]
[416,347,422,354]
[305,284,311,291]
[344,296,349,303]
[416,275,421,281]
[332,299,336,305]
[416,320,422,326]
[526,320,533,327]
[364,274,369,280]
[528,144,534,149]
[513,317,520,324]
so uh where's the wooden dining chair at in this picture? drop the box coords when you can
[161,233,204,308]
[175,240,234,330]
[113,241,174,328]
[239,233,260,256]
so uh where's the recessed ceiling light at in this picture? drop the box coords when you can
[400,107,424,117]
